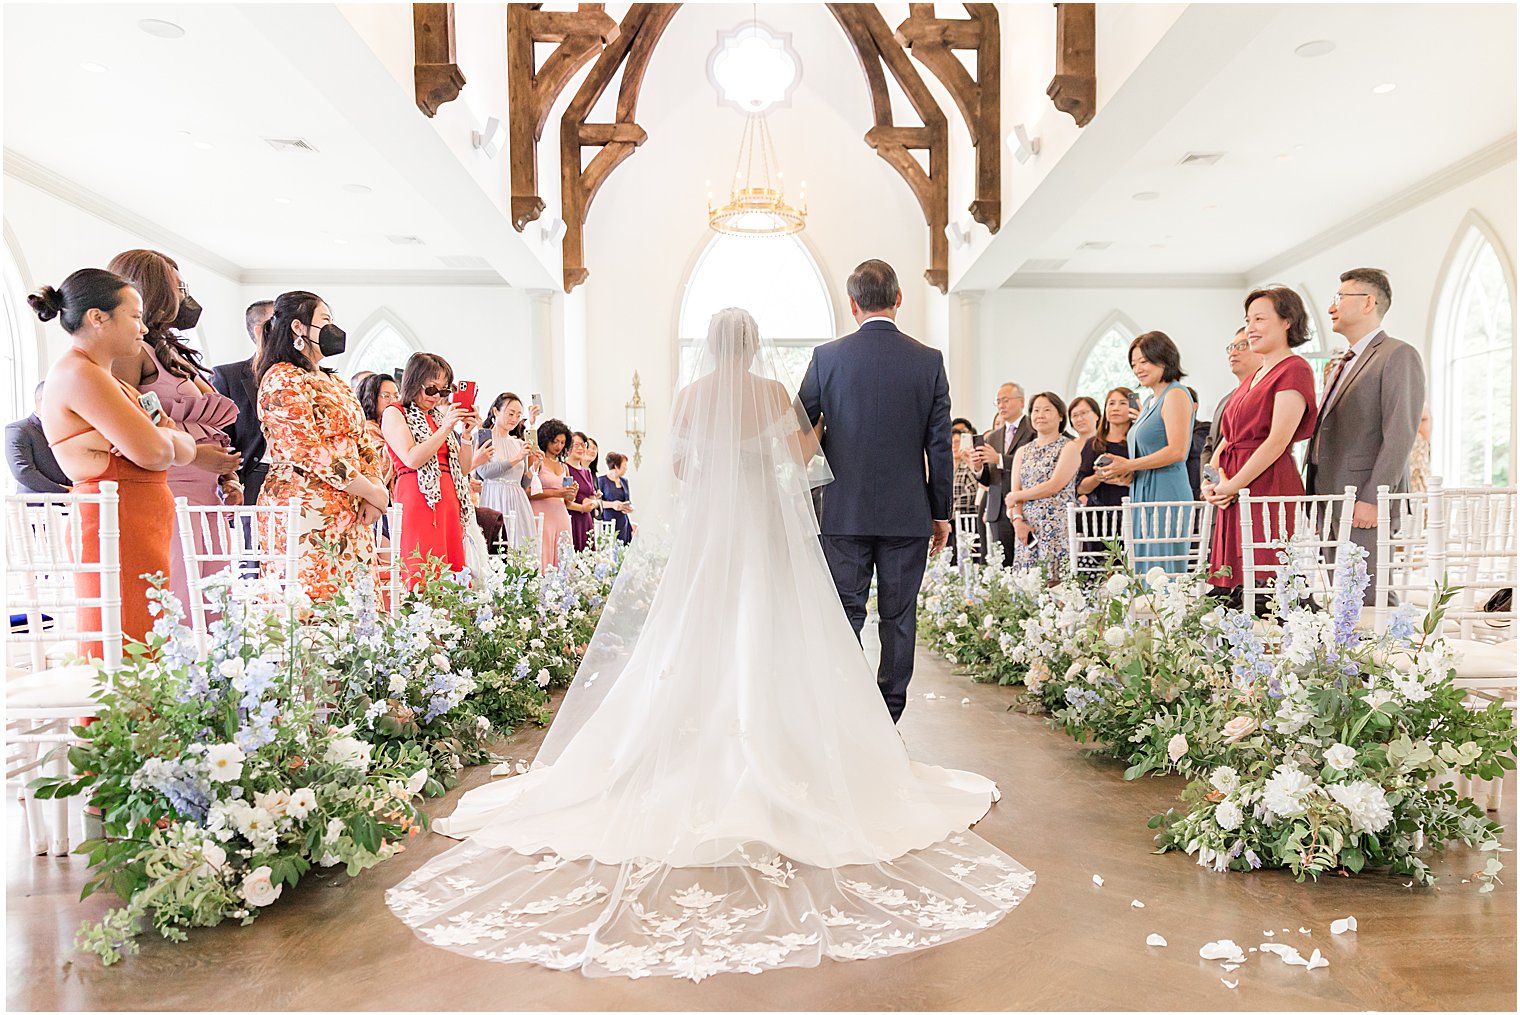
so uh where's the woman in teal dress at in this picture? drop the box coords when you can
[1098,331,1196,574]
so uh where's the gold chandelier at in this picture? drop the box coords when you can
[707,113,807,237]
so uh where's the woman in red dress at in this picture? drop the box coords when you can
[1203,286,1319,593]
[381,353,490,587]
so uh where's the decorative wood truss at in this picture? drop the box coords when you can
[413,4,466,117]
[1047,3,1097,127]
[486,2,1085,292]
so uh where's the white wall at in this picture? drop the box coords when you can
[975,284,1247,426]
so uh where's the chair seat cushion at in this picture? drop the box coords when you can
[5,663,104,711]
[1392,639,1518,681]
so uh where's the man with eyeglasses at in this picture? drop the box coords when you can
[1202,326,1262,466]
[1305,267,1425,605]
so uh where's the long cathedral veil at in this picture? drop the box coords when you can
[386,308,1034,981]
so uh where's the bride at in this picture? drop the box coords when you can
[386,308,1034,981]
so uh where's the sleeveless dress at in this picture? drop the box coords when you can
[137,343,238,608]
[1208,356,1319,588]
[476,435,535,550]
[1011,436,1076,575]
[46,379,174,654]
[568,464,596,552]
[533,462,573,571]
[1127,384,1197,574]
[385,405,466,586]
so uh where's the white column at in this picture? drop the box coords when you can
[526,288,560,415]
[950,290,982,422]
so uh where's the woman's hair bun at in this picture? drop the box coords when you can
[27,286,65,323]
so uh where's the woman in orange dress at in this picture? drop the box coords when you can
[1203,286,1319,593]
[31,269,197,652]
[255,292,390,603]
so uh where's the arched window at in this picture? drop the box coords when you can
[1070,315,1137,402]
[677,233,835,383]
[1434,222,1514,487]
[1297,285,1335,402]
[1,233,37,435]
[341,311,421,384]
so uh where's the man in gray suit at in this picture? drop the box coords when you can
[6,381,70,495]
[1202,327,1262,465]
[972,382,1034,566]
[1304,267,1425,604]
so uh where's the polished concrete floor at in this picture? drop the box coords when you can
[7,649,1516,1011]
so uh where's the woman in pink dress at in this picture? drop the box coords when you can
[1203,286,1319,592]
[529,418,576,572]
[108,250,240,607]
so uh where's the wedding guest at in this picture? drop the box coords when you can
[1098,332,1196,574]
[257,291,389,602]
[597,451,635,544]
[31,269,195,651]
[1304,268,1425,605]
[382,352,488,586]
[350,369,375,389]
[1004,392,1080,579]
[1073,387,1136,566]
[1204,287,1318,595]
[1409,404,1432,493]
[475,391,537,549]
[530,418,577,571]
[7,381,71,494]
[586,436,601,479]
[565,430,602,552]
[948,418,984,564]
[972,382,1033,566]
[1202,327,1261,465]
[211,300,273,507]
[1068,396,1101,448]
[1184,385,1209,500]
[355,372,401,492]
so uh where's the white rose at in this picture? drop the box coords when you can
[254,789,291,819]
[1167,733,1189,763]
[199,841,228,875]
[1103,626,1127,648]
[388,673,408,696]
[1104,573,1129,597]
[240,865,283,908]
[1221,716,1258,743]
[1214,798,1243,831]
[405,769,428,796]
[286,787,317,821]
[1145,566,1169,588]
[324,736,373,770]
[206,743,246,784]
[536,668,551,688]
[431,653,451,672]
[1323,743,1357,772]
[217,657,245,682]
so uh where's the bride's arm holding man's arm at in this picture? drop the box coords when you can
[925,357,953,554]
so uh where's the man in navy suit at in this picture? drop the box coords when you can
[798,259,952,723]
[210,300,273,506]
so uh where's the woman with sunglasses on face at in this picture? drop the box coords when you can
[382,352,491,587]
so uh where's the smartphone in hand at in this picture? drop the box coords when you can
[451,381,477,412]
[1202,464,1222,486]
[971,433,985,449]
[138,391,164,424]
[1127,391,1141,411]
[1094,453,1114,469]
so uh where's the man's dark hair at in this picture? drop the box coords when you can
[951,416,975,433]
[847,259,900,313]
[245,300,274,342]
[1339,267,1392,316]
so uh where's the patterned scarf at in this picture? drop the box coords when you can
[402,403,469,526]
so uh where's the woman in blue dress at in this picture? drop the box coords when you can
[1098,331,1196,574]
[595,451,634,544]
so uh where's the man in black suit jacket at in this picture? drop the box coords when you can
[211,300,274,505]
[6,381,70,495]
[799,259,951,723]
[972,382,1034,566]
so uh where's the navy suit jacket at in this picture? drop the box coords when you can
[210,357,264,490]
[798,319,952,538]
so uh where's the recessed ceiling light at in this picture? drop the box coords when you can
[1294,40,1335,58]
[1293,144,1305,151]
[1077,240,1113,251]
[80,62,107,74]
[342,183,372,195]
[191,140,214,151]
[1131,191,1160,202]
[1372,82,1397,94]
[138,18,186,39]
[273,197,292,205]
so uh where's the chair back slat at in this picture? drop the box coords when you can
[1237,485,1355,615]
[175,496,305,654]
[1065,502,1125,577]
[1121,498,1215,575]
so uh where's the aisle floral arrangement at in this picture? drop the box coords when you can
[32,540,626,965]
[918,543,1516,888]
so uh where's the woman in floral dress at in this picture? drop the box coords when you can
[256,291,390,603]
[1004,392,1081,579]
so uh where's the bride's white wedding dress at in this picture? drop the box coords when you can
[386,309,1034,981]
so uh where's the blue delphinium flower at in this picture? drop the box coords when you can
[1329,541,1369,649]
[1387,603,1419,643]
[1217,609,1271,687]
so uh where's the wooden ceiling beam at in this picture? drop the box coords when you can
[1047,3,1097,127]
[895,2,1002,233]
[413,4,466,117]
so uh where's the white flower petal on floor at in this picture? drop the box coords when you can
[1146,934,1167,947]
[1221,962,1240,972]
[1305,949,1329,971]
[1092,874,1104,887]
[1199,940,1246,963]
[1222,979,1238,989]
[1131,899,1144,908]
[1331,916,1358,935]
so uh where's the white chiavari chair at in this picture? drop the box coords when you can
[1237,486,1355,617]
[1065,502,1125,580]
[371,501,405,612]
[595,518,618,550]
[5,481,122,856]
[953,512,982,579]
[1122,497,1214,576]
[176,496,301,654]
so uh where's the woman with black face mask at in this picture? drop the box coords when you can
[255,290,390,603]
[107,249,242,608]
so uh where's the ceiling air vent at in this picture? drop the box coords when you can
[263,137,319,154]
[437,254,491,269]
[1178,151,1225,167]
[1020,258,1068,271]
[387,235,425,246]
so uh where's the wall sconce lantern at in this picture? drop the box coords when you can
[625,371,646,469]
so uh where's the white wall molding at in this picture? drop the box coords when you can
[239,269,508,288]
[4,148,246,281]
[1247,134,1518,284]
[1002,272,1247,290]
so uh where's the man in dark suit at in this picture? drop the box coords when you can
[1203,327,1262,466]
[6,381,70,494]
[971,382,1034,567]
[211,300,274,506]
[799,259,952,724]
[1305,267,1425,605]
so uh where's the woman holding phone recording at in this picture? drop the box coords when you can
[381,352,490,586]
[566,431,602,552]
[530,418,576,571]
[476,392,538,550]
